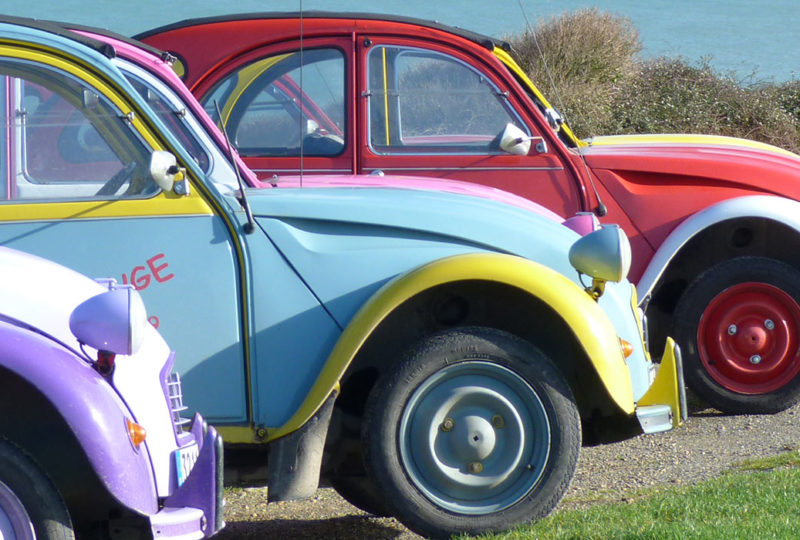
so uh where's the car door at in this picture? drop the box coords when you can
[0,44,247,424]
[196,37,354,180]
[356,35,584,218]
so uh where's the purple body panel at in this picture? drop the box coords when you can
[161,414,223,536]
[0,321,158,514]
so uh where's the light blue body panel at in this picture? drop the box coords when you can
[246,188,653,408]
[0,215,246,422]
[241,219,342,426]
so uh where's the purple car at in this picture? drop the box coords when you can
[0,247,223,538]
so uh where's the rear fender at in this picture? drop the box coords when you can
[268,252,634,440]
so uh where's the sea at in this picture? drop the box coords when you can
[2,0,798,83]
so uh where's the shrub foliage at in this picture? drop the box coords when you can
[507,9,800,153]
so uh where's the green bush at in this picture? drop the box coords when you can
[507,9,800,153]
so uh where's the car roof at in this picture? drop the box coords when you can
[135,11,512,53]
[0,14,172,63]
[0,15,118,58]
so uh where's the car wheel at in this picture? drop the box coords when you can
[363,327,580,539]
[0,439,73,540]
[674,256,800,414]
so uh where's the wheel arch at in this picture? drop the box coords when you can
[268,252,635,441]
[639,196,800,352]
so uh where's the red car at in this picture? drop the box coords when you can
[140,13,800,416]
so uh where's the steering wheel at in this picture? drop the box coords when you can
[95,161,137,197]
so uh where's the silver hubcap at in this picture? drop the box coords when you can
[399,361,551,515]
[0,480,35,540]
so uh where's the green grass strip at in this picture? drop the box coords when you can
[470,455,800,540]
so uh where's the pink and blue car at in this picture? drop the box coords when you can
[0,247,222,538]
[0,17,682,538]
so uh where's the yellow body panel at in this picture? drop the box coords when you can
[267,252,635,441]
[0,43,214,218]
[218,54,291,127]
[589,133,797,157]
[0,195,213,221]
[493,47,585,148]
[637,337,685,428]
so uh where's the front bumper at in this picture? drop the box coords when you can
[635,337,687,433]
[151,414,224,538]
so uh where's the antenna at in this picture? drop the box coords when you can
[299,0,304,187]
[515,0,607,216]
[214,100,256,234]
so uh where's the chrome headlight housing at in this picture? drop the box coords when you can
[568,224,632,298]
[69,283,148,355]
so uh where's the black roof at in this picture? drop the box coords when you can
[0,14,117,58]
[135,11,511,53]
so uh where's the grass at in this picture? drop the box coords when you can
[465,451,800,540]
[505,9,800,154]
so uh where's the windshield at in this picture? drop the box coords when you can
[123,71,210,171]
[116,59,247,191]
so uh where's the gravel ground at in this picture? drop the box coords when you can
[216,402,800,539]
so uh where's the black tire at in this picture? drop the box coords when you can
[363,327,580,539]
[673,256,800,414]
[0,438,74,540]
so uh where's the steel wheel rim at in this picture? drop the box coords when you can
[0,480,35,540]
[398,361,550,515]
[698,282,800,394]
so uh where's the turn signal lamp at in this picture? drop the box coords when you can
[619,338,634,359]
[126,418,147,449]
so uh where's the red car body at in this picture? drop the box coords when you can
[140,13,800,415]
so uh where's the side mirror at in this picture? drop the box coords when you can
[150,150,189,195]
[498,123,547,156]
[69,285,148,355]
[304,118,320,136]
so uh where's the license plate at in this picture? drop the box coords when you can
[175,443,199,487]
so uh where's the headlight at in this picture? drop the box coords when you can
[69,284,147,355]
[568,224,632,297]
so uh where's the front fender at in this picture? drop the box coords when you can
[0,321,158,514]
[637,195,800,300]
[268,252,634,440]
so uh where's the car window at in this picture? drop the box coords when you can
[0,58,157,202]
[367,46,527,155]
[201,48,345,157]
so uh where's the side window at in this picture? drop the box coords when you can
[202,48,345,157]
[368,46,527,154]
[0,60,156,202]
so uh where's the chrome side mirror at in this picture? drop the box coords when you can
[150,150,189,195]
[498,123,547,156]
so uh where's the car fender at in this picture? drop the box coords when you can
[0,320,159,514]
[637,195,800,301]
[269,252,634,440]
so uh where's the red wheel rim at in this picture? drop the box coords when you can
[697,282,800,394]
